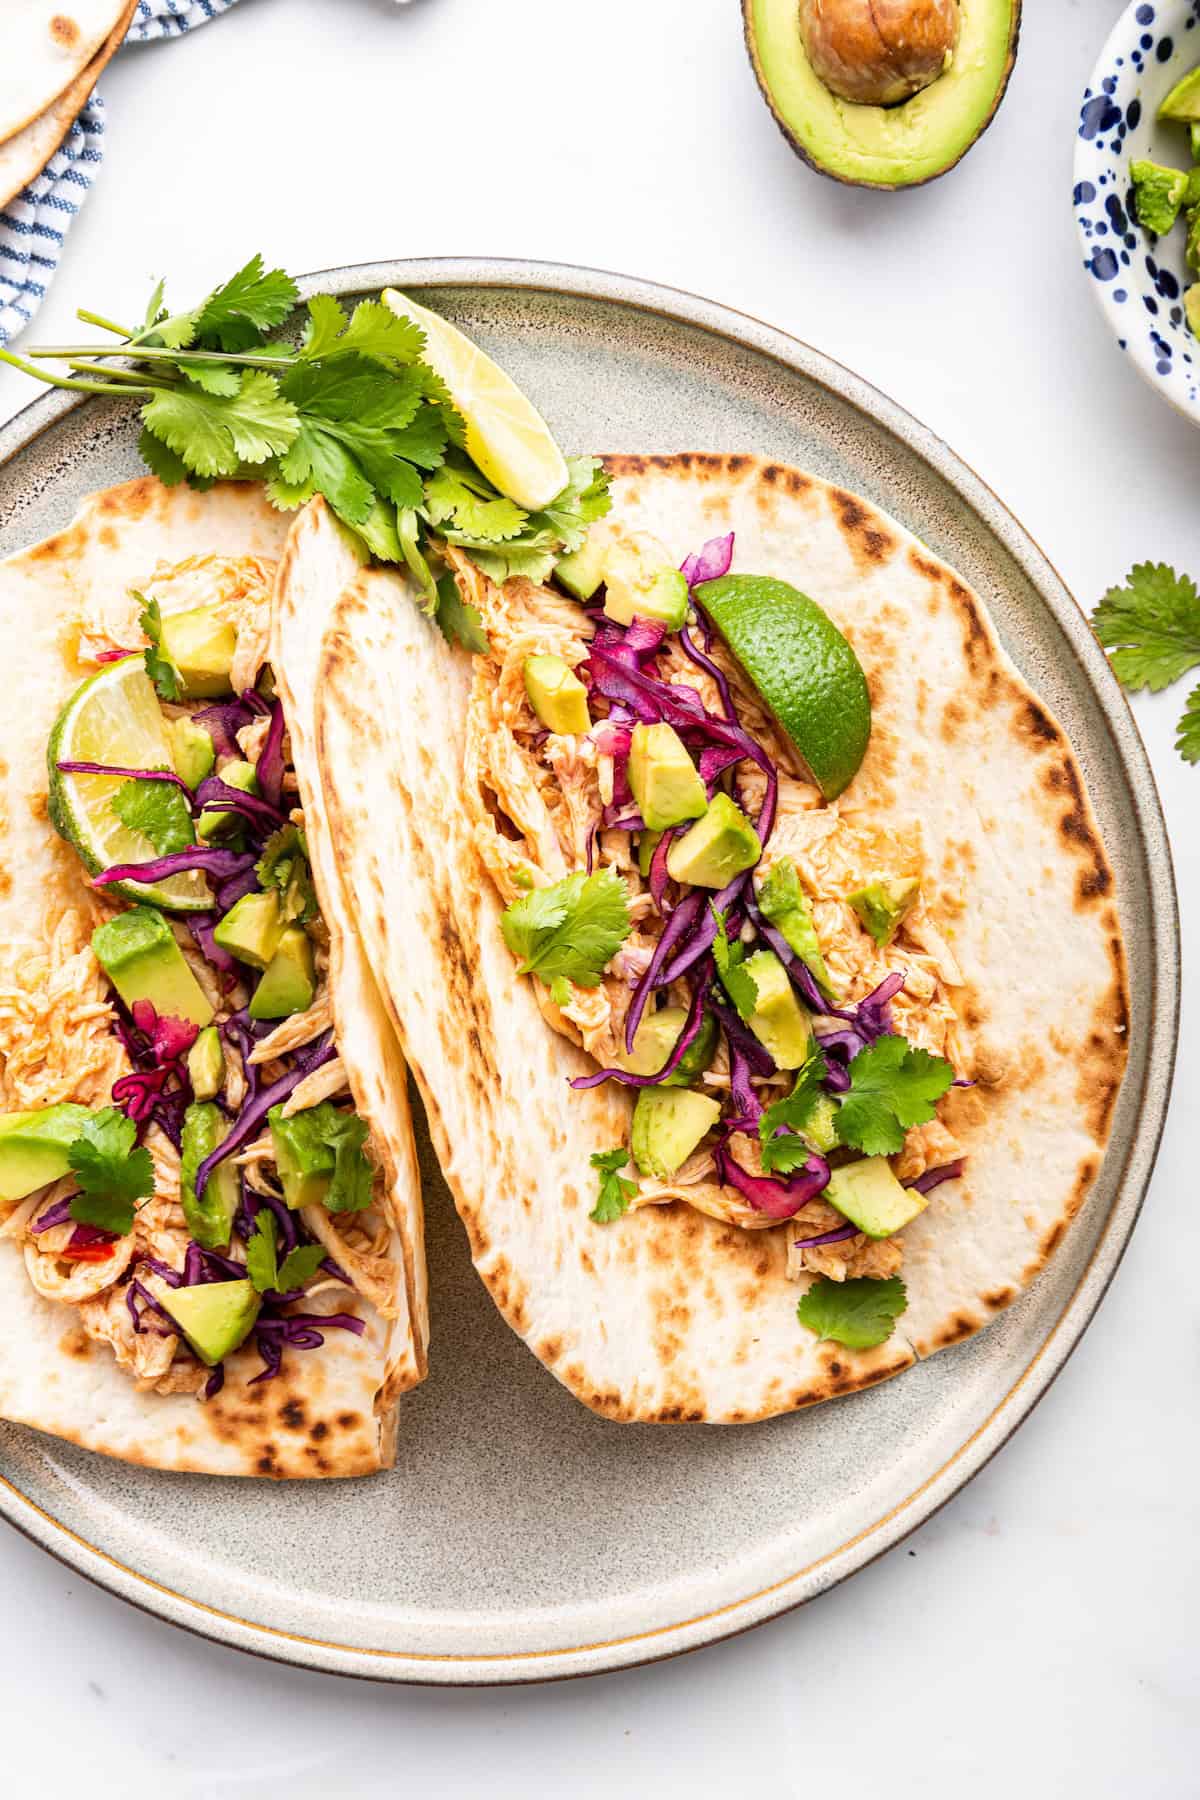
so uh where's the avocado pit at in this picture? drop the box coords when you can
[798,0,960,107]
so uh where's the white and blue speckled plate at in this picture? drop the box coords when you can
[1075,0,1200,422]
[0,261,1178,1683]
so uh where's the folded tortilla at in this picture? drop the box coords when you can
[0,2,137,209]
[0,1,134,149]
[313,454,1129,1423]
[0,479,425,1475]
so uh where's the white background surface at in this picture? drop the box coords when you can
[0,2,1196,1794]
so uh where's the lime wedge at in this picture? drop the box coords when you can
[47,656,210,912]
[695,575,871,799]
[383,288,569,511]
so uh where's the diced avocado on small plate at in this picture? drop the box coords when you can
[740,949,812,1070]
[213,890,284,970]
[825,1156,926,1239]
[666,792,761,888]
[158,1278,261,1366]
[523,655,591,734]
[269,1103,334,1209]
[1160,63,1200,123]
[1130,159,1189,237]
[628,722,707,831]
[249,926,315,1021]
[157,604,238,699]
[631,1088,723,1180]
[92,906,214,1028]
[180,1101,239,1249]
[619,1005,719,1084]
[0,1103,95,1202]
[743,0,1021,191]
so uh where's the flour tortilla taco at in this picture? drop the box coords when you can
[312,453,1128,1424]
[0,478,425,1476]
[0,1,135,150]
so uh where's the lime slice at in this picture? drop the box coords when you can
[695,575,871,800]
[47,656,210,912]
[383,288,569,511]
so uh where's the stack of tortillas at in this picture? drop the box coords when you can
[0,2,138,211]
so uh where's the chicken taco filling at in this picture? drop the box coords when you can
[0,553,398,1399]
[450,524,976,1335]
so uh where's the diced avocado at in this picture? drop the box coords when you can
[180,1102,239,1249]
[249,926,316,1021]
[168,716,216,790]
[631,1087,722,1180]
[666,791,761,889]
[523,654,591,735]
[213,890,284,971]
[1188,283,1200,339]
[186,1025,225,1102]
[802,1093,840,1156]
[197,758,258,842]
[602,533,689,631]
[1191,122,1200,160]
[1130,158,1189,236]
[741,949,812,1070]
[1187,207,1200,274]
[618,1004,719,1085]
[628,722,708,831]
[158,605,238,700]
[0,1103,94,1202]
[92,907,214,1028]
[1185,168,1200,209]
[158,1278,260,1366]
[756,859,836,998]
[637,830,662,878]
[847,874,920,948]
[555,528,610,601]
[1160,62,1200,123]
[824,1156,927,1240]
[269,1102,333,1210]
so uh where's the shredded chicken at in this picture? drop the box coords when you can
[281,1054,350,1117]
[0,909,127,1111]
[300,1200,398,1319]
[250,993,333,1063]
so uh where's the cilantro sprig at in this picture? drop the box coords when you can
[67,1108,155,1236]
[1092,562,1200,763]
[758,1048,828,1174]
[501,868,631,988]
[1,257,609,586]
[589,1147,637,1224]
[245,1210,327,1295]
[711,907,759,1022]
[834,1034,955,1157]
[112,776,194,857]
[796,1275,908,1349]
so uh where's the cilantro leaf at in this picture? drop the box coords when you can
[276,1243,329,1293]
[759,1048,828,1174]
[711,908,759,1022]
[325,1111,374,1212]
[834,1034,955,1157]
[397,509,440,609]
[193,255,299,350]
[300,293,348,361]
[1092,562,1200,692]
[549,975,572,1008]
[181,361,242,398]
[142,372,299,478]
[1177,682,1200,763]
[471,541,559,586]
[425,465,528,542]
[589,1147,637,1224]
[112,777,194,857]
[137,425,190,488]
[256,825,317,923]
[67,1108,154,1236]
[434,572,489,654]
[501,868,631,987]
[245,1209,279,1294]
[536,456,612,554]
[796,1275,908,1349]
[137,594,180,701]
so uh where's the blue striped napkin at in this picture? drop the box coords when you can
[0,1,243,346]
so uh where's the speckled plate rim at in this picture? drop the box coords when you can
[0,259,1179,1684]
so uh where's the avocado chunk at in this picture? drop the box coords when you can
[824,1155,927,1239]
[180,1101,239,1249]
[168,716,215,790]
[1130,158,1189,236]
[756,858,836,998]
[619,1004,719,1084]
[743,0,1020,191]
[186,1025,225,1102]
[158,605,238,700]
[1187,208,1200,275]
[268,1102,334,1210]
[696,575,870,799]
[602,533,689,631]
[92,907,214,1028]
[197,758,258,842]
[213,890,284,971]
[158,1278,260,1366]
[802,1092,840,1155]
[555,527,610,601]
[1160,62,1200,123]
[249,926,316,1021]
[637,829,663,878]
[628,723,708,831]
[1191,122,1200,160]
[523,654,591,735]
[0,1103,94,1202]
[631,1088,722,1180]
[740,949,812,1070]
[1188,283,1200,339]
[847,874,920,947]
[666,791,761,889]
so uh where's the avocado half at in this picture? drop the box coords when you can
[743,0,1021,191]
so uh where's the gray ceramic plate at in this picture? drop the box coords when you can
[0,260,1178,1684]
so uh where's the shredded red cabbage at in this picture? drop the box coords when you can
[191,698,255,759]
[680,532,734,589]
[194,774,285,833]
[249,1310,365,1385]
[126,1279,177,1336]
[571,977,711,1090]
[713,1143,830,1220]
[215,861,261,912]
[252,699,286,810]
[193,1033,335,1199]
[204,1364,226,1399]
[130,999,198,1063]
[793,1222,859,1249]
[94,844,254,888]
[678,621,737,723]
[94,647,137,664]
[56,760,193,796]
[32,1197,74,1232]
[187,911,236,975]
[903,1158,965,1195]
[648,826,677,912]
